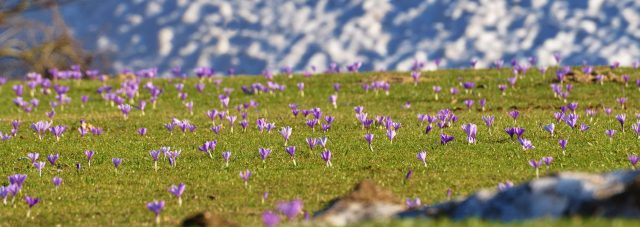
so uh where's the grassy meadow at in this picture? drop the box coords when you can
[0,68,639,226]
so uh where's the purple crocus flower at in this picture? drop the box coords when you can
[543,123,555,136]
[31,121,52,140]
[262,211,280,227]
[529,159,541,178]
[316,136,328,148]
[52,176,62,189]
[240,169,252,187]
[306,119,318,132]
[417,151,427,167]
[519,137,535,150]
[150,150,161,171]
[461,123,477,144]
[50,125,66,141]
[432,86,442,100]
[498,181,514,191]
[198,140,217,159]
[405,168,413,182]
[542,156,554,168]
[498,84,507,95]
[605,129,616,142]
[440,134,454,145]
[47,153,59,166]
[559,139,568,155]
[463,99,474,111]
[278,199,304,221]
[285,146,297,166]
[138,127,147,136]
[34,161,45,176]
[27,152,39,164]
[616,114,626,131]
[406,197,421,209]
[580,123,590,132]
[118,104,133,120]
[629,155,640,170]
[508,110,519,122]
[280,126,292,146]
[169,183,186,206]
[482,116,494,130]
[222,151,231,167]
[565,113,578,129]
[386,129,397,144]
[306,137,317,150]
[84,150,95,166]
[146,200,165,224]
[321,150,332,167]
[364,133,374,151]
[24,196,40,217]
[259,148,272,163]
[112,158,122,171]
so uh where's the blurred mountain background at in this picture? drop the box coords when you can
[2,0,640,77]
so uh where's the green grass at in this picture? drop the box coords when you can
[0,68,639,226]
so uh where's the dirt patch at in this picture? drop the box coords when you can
[561,70,622,83]
[181,211,237,227]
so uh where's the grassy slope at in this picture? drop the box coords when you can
[0,68,638,226]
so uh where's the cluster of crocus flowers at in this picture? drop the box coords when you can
[31,121,52,140]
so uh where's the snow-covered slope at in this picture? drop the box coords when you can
[43,0,640,74]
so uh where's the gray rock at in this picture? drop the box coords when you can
[399,170,640,221]
[313,171,640,226]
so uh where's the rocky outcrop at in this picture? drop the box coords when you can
[314,170,640,225]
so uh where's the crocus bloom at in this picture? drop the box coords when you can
[405,168,413,182]
[519,138,535,150]
[31,121,52,140]
[364,133,374,151]
[529,159,541,178]
[198,140,217,159]
[482,116,494,130]
[24,196,40,217]
[329,95,338,109]
[50,125,66,141]
[606,129,616,142]
[47,153,59,166]
[440,134,454,145]
[259,148,272,163]
[150,150,161,171]
[417,151,427,167]
[543,123,555,136]
[84,150,95,166]
[262,211,280,227]
[286,146,297,166]
[34,161,45,177]
[222,151,231,167]
[112,158,122,172]
[277,199,304,221]
[306,119,318,132]
[146,200,165,224]
[137,127,147,136]
[629,155,640,170]
[406,197,421,209]
[27,152,39,164]
[280,126,292,146]
[306,137,317,150]
[52,176,62,189]
[169,183,186,206]
[386,129,396,144]
[542,156,553,168]
[321,150,332,167]
[317,136,328,148]
[461,123,477,144]
[118,104,133,120]
[559,139,568,155]
[616,114,626,131]
[240,169,252,187]
[508,110,519,122]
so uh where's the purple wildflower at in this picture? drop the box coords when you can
[169,183,186,206]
